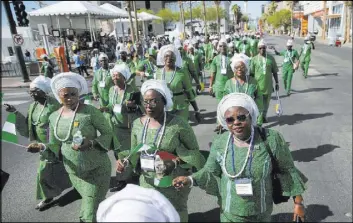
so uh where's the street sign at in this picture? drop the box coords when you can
[13,34,24,46]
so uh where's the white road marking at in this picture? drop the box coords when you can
[2,100,31,105]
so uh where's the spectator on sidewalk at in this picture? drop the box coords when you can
[40,54,54,78]
[73,50,90,77]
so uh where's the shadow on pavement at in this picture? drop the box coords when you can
[271,88,332,99]
[265,112,333,128]
[308,73,338,78]
[291,144,340,162]
[39,187,82,211]
[189,207,220,222]
[271,204,334,222]
[109,175,140,189]
[190,111,217,126]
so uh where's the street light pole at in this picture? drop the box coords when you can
[3,0,30,82]
[190,1,193,38]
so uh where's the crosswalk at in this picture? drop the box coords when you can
[1,92,31,106]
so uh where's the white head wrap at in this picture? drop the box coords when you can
[219,38,227,45]
[174,39,182,49]
[258,39,266,47]
[225,34,231,40]
[187,44,194,50]
[242,36,247,41]
[141,79,173,111]
[287,39,293,46]
[212,40,219,46]
[99,53,108,60]
[50,72,88,103]
[110,64,131,81]
[29,76,52,94]
[230,53,251,74]
[217,93,259,129]
[304,35,310,40]
[228,42,234,48]
[156,44,182,68]
[97,184,180,222]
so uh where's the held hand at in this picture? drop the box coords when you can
[79,138,92,151]
[93,95,99,101]
[293,204,305,222]
[116,159,125,173]
[196,84,201,92]
[4,104,16,113]
[209,87,213,95]
[172,176,191,190]
[99,107,109,112]
[126,100,137,109]
[27,143,43,153]
[275,83,279,91]
[195,111,202,123]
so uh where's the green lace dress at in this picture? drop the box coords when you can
[192,129,308,222]
[92,68,114,107]
[15,97,71,200]
[130,113,206,222]
[46,104,112,222]
[154,67,196,121]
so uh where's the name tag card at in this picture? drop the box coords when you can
[99,81,105,88]
[140,154,155,172]
[221,68,227,75]
[234,178,253,196]
[113,104,122,114]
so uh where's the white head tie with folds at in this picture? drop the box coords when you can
[217,93,259,129]
[228,42,234,48]
[287,39,293,46]
[50,72,88,103]
[230,53,251,74]
[141,79,173,111]
[98,53,108,60]
[258,39,266,47]
[110,64,131,81]
[156,44,182,68]
[97,184,180,222]
[30,76,52,94]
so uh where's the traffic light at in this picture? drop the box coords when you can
[13,1,29,27]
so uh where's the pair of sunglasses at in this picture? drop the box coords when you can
[225,113,250,124]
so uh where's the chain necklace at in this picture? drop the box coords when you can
[54,103,80,142]
[221,127,254,179]
[142,111,167,156]
[32,101,47,126]
[162,67,176,84]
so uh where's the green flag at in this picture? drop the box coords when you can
[2,113,18,144]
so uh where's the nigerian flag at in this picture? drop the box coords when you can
[2,113,17,144]
[84,95,92,105]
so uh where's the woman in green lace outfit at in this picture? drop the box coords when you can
[116,80,206,222]
[154,44,201,122]
[135,49,158,82]
[27,73,112,222]
[5,76,71,210]
[224,53,264,126]
[174,93,307,222]
[105,64,144,192]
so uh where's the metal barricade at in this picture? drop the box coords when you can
[1,62,22,77]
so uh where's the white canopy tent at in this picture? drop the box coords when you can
[28,1,119,42]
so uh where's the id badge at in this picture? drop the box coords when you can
[221,68,227,75]
[113,104,122,114]
[140,154,155,172]
[99,81,105,88]
[234,178,253,196]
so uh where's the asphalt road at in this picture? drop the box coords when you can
[1,35,352,222]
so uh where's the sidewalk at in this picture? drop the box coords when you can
[1,75,93,89]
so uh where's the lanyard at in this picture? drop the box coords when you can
[147,61,154,72]
[235,76,249,94]
[221,55,228,69]
[113,85,126,107]
[100,69,109,82]
[32,101,47,125]
[162,67,176,84]
[257,54,267,75]
[230,135,255,178]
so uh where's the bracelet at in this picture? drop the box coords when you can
[187,176,194,188]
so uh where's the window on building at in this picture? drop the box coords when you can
[8,47,14,56]
[146,1,150,9]
[332,4,342,14]
[329,17,341,33]
[148,24,153,32]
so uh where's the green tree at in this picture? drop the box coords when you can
[231,4,241,30]
[268,1,278,16]
[267,9,291,31]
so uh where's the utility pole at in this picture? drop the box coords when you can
[3,0,30,82]
[202,1,207,36]
[132,1,139,42]
[190,1,193,38]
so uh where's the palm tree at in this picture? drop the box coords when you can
[344,1,352,43]
[202,1,208,36]
[214,0,221,34]
[268,1,278,16]
[132,1,139,42]
[231,4,241,31]
[178,1,186,38]
[322,1,327,40]
[126,1,135,44]
[286,1,299,35]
